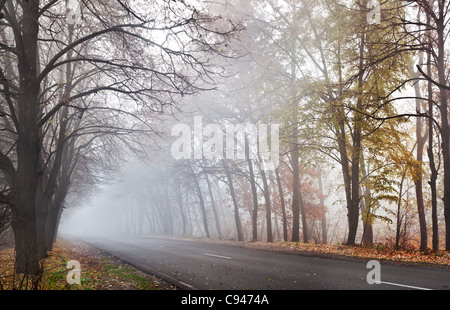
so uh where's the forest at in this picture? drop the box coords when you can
[0,0,449,277]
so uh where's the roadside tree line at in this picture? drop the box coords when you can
[0,0,240,275]
[105,0,450,253]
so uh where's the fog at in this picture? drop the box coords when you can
[60,185,130,238]
[2,0,443,266]
[58,152,358,246]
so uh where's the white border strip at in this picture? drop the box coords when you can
[377,281,433,291]
[204,253,232,260]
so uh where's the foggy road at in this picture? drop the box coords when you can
[66,235,450,290]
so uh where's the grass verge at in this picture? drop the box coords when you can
[0,239,176,290]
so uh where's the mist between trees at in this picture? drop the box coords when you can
[1,0,450,278]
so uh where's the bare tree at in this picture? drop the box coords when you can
[0,0,241,274]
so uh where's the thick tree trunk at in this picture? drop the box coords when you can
[36,199,48,259]
[45,203,61,252]
[13,80,41,275]
[9,0,42,275]
[361,192,373,245]
[360,153,373,245]
[11,208,40,275]
[45,176,70,251]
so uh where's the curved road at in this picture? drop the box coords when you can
[69,235,450,290]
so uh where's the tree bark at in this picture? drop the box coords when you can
[175,179,187,235]
[291,141,301,242]
[193,173,210,238]
[11,207,40,275]
[396,173,406,249]
[348,25,365,246]
[11,0,41,275]
[260,168,273,243]
[436,10,450,251]
[223,160,244,241]
[413,57,428,251]
[246,138,260,242]
[425,15,439,250]
[205,173,222,239]
[318,173,328,244]
[360,153,373,245]
[334,31,353,245]
[275,168,288,242]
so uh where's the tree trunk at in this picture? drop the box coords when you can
[246,138,260,242]
[334,36,353,246]
[348,121,361,245]
[45,202,62,252]
[412,50,429,251]
[318,173,328,244]
[289,21,301,242]
[11,208,40,275]
[36,198,48,259]
[260,168,273,243]
[9,0,42,275]
[299,183,308,243]
[193,173,210,238]
[360,153,373,245]
[205,174,222,239]
[348,27,365,246]
[414,87,428,251]
[291,138,301,242]
[437,14,450,251]
[275,168,288,242]
[425,16,439,250]
[45,175,71,252]
[396,173,406,250]
[223,160,244,241]
[348,4,371,245]
[175,182,187,236]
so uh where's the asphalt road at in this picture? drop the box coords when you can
[70,235,450,290]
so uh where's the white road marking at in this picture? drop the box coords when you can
[204,253,232,260]
[134,262,197,290]
[178,280,197,290]
[377,281,433,290]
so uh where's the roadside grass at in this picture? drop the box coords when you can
[0,240,171,290]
